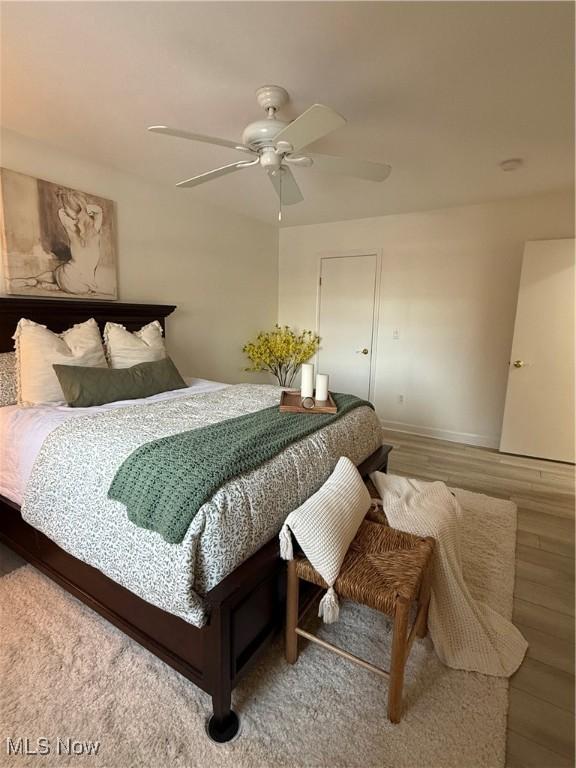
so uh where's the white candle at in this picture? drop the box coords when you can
[300,363,314,399]
[315,373,329,402]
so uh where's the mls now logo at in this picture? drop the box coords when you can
[5,737,100,756]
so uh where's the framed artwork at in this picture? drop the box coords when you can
[0,168,118,300]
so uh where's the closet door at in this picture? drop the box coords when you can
[500,239,575,462]
[317,254,378,399]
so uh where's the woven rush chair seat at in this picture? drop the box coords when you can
[294,521,433,615]
[286,515,435,724]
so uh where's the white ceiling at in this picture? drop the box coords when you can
[1,1,573,227]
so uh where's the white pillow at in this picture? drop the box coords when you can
[279,456,370,623]
[104,321,166,369]
[14,318,107,405]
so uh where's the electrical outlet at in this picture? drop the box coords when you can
[398,394,404,404]
[393,328,400,340]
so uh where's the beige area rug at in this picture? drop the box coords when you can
[0,489,516,768]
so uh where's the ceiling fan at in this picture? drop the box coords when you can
[148,85,391,211]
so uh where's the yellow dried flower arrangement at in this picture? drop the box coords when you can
[243,325,320,387]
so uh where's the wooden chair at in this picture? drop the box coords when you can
[285,519,435,723]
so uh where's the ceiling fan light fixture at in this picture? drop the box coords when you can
[260,147,282,171]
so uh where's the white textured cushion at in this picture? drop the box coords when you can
[104,321,166,369]
[280,456,370,586]
[14,318,107,405]
[0,351,17,407]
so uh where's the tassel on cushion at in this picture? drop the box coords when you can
[318,586,340,624]
[279,523,293,560]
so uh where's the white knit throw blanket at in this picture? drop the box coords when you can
[371,472,528,678]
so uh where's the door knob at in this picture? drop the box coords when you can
[357,348,369,355]
[512,360,524,368]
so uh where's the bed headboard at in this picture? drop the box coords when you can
[0,297,177,353]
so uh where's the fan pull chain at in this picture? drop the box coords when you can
[278,169,283,222]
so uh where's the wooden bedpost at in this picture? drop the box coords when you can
[205,602,239,743]
[202,531,287,743]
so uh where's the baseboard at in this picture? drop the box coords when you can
[378,418,500,449]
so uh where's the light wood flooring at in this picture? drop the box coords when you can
[1,430,574,766]
[382,429,575,768]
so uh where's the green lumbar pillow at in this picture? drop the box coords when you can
[53,357,187,408]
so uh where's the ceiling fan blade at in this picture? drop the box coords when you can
[176,159,258,188]
[148,125,253,154]
[268,167,304,205]
[273,104,346,153]
[307,152,391,182]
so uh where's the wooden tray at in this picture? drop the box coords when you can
[279,389,337,414]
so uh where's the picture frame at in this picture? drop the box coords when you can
[0,168,118,301]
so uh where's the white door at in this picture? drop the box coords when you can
[500,239,575,462]
[317,254,377,399]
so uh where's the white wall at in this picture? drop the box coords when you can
[1,128,278,383]
[279,191,575,447]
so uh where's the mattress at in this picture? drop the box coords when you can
[1,382,383,627]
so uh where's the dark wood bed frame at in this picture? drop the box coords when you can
[0,296,391,742]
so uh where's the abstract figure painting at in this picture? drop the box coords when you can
[0,168,117,300]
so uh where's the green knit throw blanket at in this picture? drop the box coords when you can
[108,392,373,544]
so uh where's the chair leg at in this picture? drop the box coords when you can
[285,560,300,664]
[388,596,410,724]
[415,562,432,639]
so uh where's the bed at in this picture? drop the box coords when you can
[0,296,391,742]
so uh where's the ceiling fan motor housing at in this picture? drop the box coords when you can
[241,119,289,151]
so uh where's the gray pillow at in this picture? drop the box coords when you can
[53,357,186,408]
